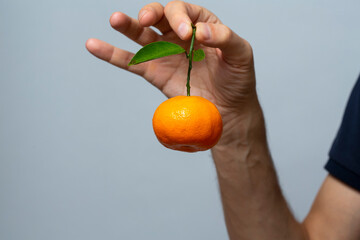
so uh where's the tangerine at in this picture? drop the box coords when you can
[152,96,223,152]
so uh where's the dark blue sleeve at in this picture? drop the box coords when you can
[325,75,360,191]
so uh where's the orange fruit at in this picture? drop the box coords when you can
[152,96,223,152]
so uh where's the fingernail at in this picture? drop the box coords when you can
[139,10,148,21]
[202,24,211,40]
[178,22,189,39]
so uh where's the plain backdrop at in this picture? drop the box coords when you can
[1,0,359,239]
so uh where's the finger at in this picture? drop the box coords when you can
[110,12,161,46]
[164,1,220,40]
[85,38,146,76]
[138,2,172,35]
[195,22,253,66]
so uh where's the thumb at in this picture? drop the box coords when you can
[195,22,253,66]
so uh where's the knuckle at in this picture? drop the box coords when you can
[148,2,164,14]
[222,25,232,41]
[170,0,183,4]
[165,0,183,12]
[152,2,164,9]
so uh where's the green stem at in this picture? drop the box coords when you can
[186,24,196,96]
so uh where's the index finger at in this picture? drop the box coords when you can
[164,1,220,40]
[164,1,252,66]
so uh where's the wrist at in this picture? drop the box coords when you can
[214,96,266,148]
[212,96,271,167]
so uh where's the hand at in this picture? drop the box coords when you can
[86,1,259,145]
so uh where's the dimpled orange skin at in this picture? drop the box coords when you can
[152,96,223,152]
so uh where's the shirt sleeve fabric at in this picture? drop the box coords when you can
[325,75,360,191]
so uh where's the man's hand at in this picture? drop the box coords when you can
[86,1,258,146]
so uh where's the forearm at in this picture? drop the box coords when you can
[212,98,308,240]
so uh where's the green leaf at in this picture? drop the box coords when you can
[193,49,205,62]
[128,41,186,66]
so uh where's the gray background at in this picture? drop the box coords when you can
[1,0,359,239]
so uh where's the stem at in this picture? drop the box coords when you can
[186,24,196,96]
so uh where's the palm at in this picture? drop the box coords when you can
[137,31,254,115]
[141,33,217,99]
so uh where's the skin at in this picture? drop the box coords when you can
[86,1,360,239]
